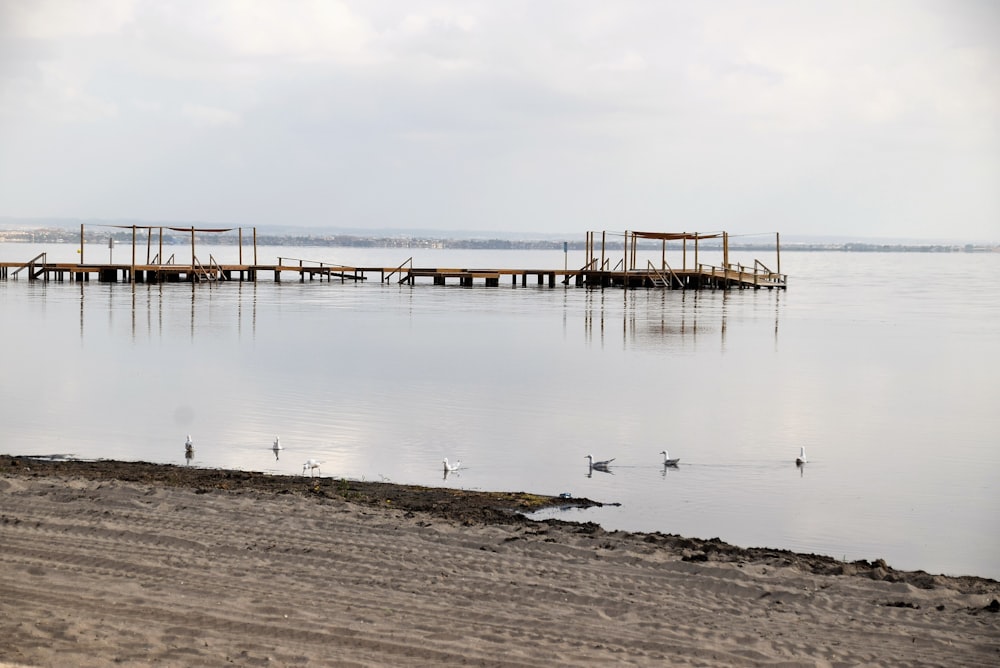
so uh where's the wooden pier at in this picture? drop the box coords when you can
[0,228,788,290]
[0,258,787,290]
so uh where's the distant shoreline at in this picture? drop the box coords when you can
[1,229,997,253]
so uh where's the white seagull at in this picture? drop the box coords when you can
[585,455,615,471]
[273,436,282,451]
[443,458,461,473]
[302,459,322,477]
[796,447,807,465]
[184,435,194,454]
[659,450,680,467]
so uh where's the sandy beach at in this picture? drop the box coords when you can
[1,456,997,667]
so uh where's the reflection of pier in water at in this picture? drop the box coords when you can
[584,288,782,351]
[3,226,788,291]
[71,280,260,344]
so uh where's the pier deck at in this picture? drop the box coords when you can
[0,260,787,290]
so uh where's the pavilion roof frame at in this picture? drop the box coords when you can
[77,222,258,271]
[629,231,723,241]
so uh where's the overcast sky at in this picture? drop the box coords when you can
[1,1,997,241]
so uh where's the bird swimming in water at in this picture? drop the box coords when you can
[272,436,282,460]
[796,446,807,465]
[585,455,615,471]
[302,459,321,477]
[443,458,461,473]
[659,450,680,467]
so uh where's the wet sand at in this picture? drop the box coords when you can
[1,456,998,666]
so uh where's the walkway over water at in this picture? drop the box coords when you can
[0,227,788,290]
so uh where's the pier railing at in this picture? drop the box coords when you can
[209,254,228,281]
[191,255,226,282]
[383,257,413,284]
[753,259,786,286]
[274,256,365,283]
[646,259,682,288]
[697,262,787,288]
[278,256,345,269]
[11,252,48,280]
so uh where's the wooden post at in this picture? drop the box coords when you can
[80,223,85,264]
[623,230,628,292]
[146,226,152,264]
[624,231,629,271]
[694,234,699,270]
[600,231,606,271]
[776,232,781,277]
[683,234,687,270]
[131,225,136,283]
[158,227,163,264]
[253,227,258,265]
[191,226,196,280]
[723,232,729,269]
[238,227,243,265]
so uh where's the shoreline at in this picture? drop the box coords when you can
[2,454,998,666]
[3,455,996,588]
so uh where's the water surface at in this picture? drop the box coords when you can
[1,244,997,579]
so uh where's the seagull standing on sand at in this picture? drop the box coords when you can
[585,455,615,471]
[302,459,321,477]
[185,435,194,454]
[443,458,461,473]
[659,450,680,467]
[796,447,807,465]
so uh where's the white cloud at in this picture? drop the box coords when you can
[0,0,134,39]
[0,61,118,123]
[592,50,647,73]
[200,0,375,64]
[180,103,241,127]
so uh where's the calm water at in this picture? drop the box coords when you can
[1,242,998,579]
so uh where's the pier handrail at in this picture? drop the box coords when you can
[383,257,413,284]
[151,253,175,265]
[754,259,774,274]
[192,256,218,282]
[11,252,48,279]
[208,254,228,281]
[276,256,353,269]
[647,259,682,289]
[699,261,787,287]
[754,259,787,286]
[729,260,786,286]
